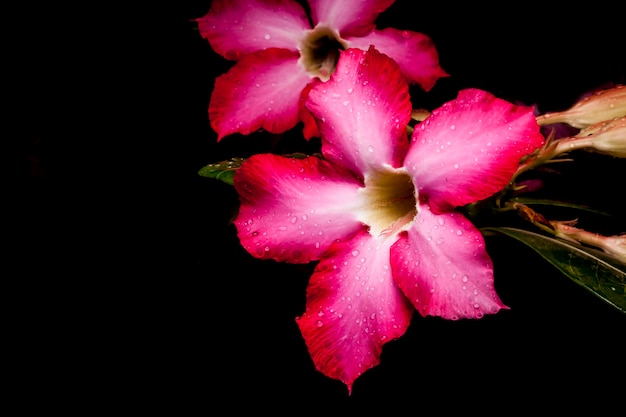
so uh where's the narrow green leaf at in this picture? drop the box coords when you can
[198,153,322,185]
[198,157,245,185]
[482,226,626,313]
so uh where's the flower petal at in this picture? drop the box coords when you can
[296,229,414,394]
[306,47,411,177]
[404,88,545,213]
[308,0,395,37]
[298,79,322,140]
[209,48,312,140]
[196,0,310,60]
[233,154,365,263]
[346,28,449,91]
[390,205,508,319]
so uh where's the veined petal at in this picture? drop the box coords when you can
[390,205,508,319]
[196,0,310,60]
[233,154,365,263]
[346,28,449,91]
[404,88,544,213]
[296,229,414,394]
[308,0,395,37]
[306,47,411,178]
[209,49,312,140]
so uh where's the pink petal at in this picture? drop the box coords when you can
[209,48,312,140]
[390,204,509,319]
[404,88,545,213]
[296,229,414,394]
[196,0,310,60]
[233,154,365,263]
[346,28,449,91]
[308,0,395,37]
[305,47,411,177]
[298,80,322,140]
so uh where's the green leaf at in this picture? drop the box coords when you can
[482,226,626,314]
[198,157,245,185]
[197,153,322,185]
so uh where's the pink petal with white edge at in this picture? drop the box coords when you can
[390,204,508,319]
[404,88,544,213]
[233,154,365,264]
[209,48,312,140]
[306,47,411,177]
[296,229,414,394]
[308,0,394,37]
[346,28,449,91]
[196,0,310,60]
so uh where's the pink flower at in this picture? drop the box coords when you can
[232,47,545,393]
[196,0,448,141]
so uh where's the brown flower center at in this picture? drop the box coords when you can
[298,25,348,81]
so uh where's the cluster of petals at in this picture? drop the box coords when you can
[196,0,448,140]
[232,46,545,393]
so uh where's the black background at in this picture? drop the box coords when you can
[15,1,625,412]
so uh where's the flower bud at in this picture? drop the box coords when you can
[537,84,626,128]
[552,221,626,262]
[575,116,626,158]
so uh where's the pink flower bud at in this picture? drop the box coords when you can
[537,84,626,129]
[552,221,626,262]
[575,116,626,158]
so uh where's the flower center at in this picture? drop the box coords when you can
[357,166,418,238]
[298,25,348,81]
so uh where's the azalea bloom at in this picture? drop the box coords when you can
[232,47,544,392]
[196,0,448,140]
